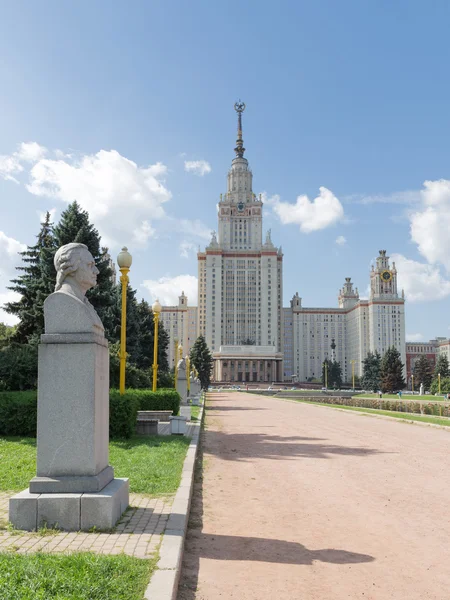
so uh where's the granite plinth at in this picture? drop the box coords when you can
[170,415,187,435]
[30,465,114,494]
[9,478,129,531]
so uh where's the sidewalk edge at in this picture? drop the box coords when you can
[144,399,205,600]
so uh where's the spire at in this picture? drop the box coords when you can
[234,100,246,158]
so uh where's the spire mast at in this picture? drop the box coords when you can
[234,100,246,158]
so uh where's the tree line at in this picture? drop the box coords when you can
[0,201,170,390]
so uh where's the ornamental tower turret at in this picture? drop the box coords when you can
[217,101,263,251]
[370,250,399,299]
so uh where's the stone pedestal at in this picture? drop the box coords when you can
[176,368,188,404]
[179,405,191,420]
[170,415,187,435]
[9,332,129,531]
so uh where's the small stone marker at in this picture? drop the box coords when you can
[9,243,129,531]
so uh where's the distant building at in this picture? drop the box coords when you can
[405,340,441,385]
[160,292,197,370]
[161,104,409,383]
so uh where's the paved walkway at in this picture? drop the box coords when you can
[178,392,450,600]
[0,422,196,558]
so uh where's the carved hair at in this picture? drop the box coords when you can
[54,243,89,291]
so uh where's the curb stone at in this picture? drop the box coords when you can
[144,400,205,600]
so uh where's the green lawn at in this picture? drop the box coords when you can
[0,552,155,600]
[354,393,448,401]
[288,398,450,426]
[190,405,201,421]
[0,435,190,495]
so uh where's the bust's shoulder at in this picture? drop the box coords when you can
[44,290,103,335]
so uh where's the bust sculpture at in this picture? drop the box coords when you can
[44,242,104,336]
[177,357,187,377]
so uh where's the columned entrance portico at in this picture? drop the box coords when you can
[213,345,283,383]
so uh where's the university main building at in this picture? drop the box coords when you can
[162,104,406,383]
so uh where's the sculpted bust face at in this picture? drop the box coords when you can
[54,243,99,297]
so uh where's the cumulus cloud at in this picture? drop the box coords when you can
[141,274,198,306]
[184,160,212,176]
[406,333,425,342]
[0,232,27,326]
[335,235,347,246]
[265,187,344,233]
[391,253,450,302]
[0,142,47,183]
[26,150,171,248]
[409,179,450,271]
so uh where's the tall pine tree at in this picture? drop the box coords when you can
[413,355,432,391]
[361,351,381,392]
[51,201,116,329]
[190,335,213,390]
[380,346,405,393]
[5,212,56,343]
[434,354,449,380]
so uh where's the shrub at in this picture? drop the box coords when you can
[115,388,180,416]
[109,391,140,439]
[0,344,38,391]
[0,391,37,436]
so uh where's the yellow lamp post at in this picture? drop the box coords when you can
[350,360,357,390]
[152,299,162,392]
[117,247,132,395]
[186,355,190,396]
[324,362,328,389]
[174,338,179,389]
[438,372,441,395]
[411,374,414,394]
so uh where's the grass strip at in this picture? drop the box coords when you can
[287,398,450,426]
[0,435,190,495]
[0,551,155,600]
[354,393,448,402]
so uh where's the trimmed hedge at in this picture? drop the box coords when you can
[0,388,180,439]
[115,388,180,416]
[0,391,37,436]
[289,395,450,417]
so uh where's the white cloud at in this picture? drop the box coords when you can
[409,179,450,271]
[184,160,212,177]
[141,274,198,306]
[0,142,47,183]
[26,149,171,249]
[0,232,27,326]
[406,333,425,342]
[391,253,450,302]
[266,187,344,233]
[0,290,21,326]
[335,235,347,246]
[346,190,421,205]
[174,218,211,241]
[180,241,196,258]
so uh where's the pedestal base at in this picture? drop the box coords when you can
[179,405,191,420]
[9,478,129,532]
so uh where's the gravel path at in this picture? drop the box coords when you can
[177,392,450,600]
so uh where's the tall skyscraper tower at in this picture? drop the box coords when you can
[198,102,284,382]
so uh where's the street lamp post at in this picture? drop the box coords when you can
[438,372,441,395]
[186,355,190,397]
[324,361,328,389]
[117,247,132,395]
[411,374,414,394]
[152,299,162,392]
[174,338,179,389]
[350,359,357,390]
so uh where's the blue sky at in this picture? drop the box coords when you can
[1,0,450,342]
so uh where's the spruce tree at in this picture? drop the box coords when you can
[190,335,213,390]
[380,346,405,393]
[329,360,343,388]
[413,355,432,391]
[434,354,449,380]
[52,201,115,329]
[361,351,381,392]
[5,212,56,343]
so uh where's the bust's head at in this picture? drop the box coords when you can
[54,243,99,295]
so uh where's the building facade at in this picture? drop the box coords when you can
[161,104,410,383]
[160,292,197,370]
[197,102,283,382]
